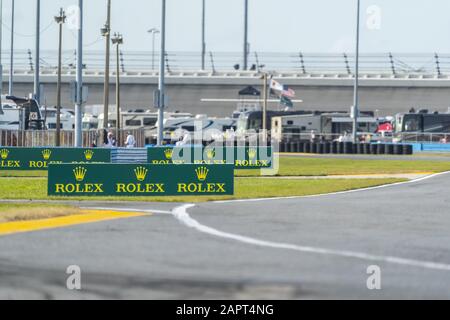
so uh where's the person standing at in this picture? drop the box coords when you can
[125,131,136,148]
[105,131,116,147]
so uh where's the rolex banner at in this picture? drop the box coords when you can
[48,163,234,196]
[0,147,111,171]
[147,146,273,170]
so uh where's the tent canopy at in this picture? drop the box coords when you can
[238,86,261,97]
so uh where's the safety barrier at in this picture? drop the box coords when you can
[111,148,148,164]
[279,142,413,156]
[408,143,450,153]
[0,147,111,170]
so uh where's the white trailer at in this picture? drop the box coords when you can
[40,107,76,130]
[271,113,377,141]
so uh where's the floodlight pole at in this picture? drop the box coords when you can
[157,0,166,146]
[352,0,361,144]
[112,33,123,147]
[243,0,248,70]
[201,0,206,70]
[102,0,111,132]
[34,0,40,103]
[55,8,66,147]
[8,0,14,96]
[74,0,83,147]
[262,73,268,140]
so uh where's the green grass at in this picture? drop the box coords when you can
[0,171,48,178]
[2,157,450,179]
[237,157,450,177]
[0,177,404,202]
[0,203,80,222]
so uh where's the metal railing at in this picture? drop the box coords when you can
[4,50,450,75]
[394,133,450,144]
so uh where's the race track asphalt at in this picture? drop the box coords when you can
[0,173,449,299]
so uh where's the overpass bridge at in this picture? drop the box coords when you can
[4,51,450,117]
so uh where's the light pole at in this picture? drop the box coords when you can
[157,0,166,146]
[148,28,159,70]
[243,0,248,70]
[201,0,206,70]
[101,0,111,134]
[8,0,14,96]
[74,0,83,147]
[261,72,268,141]
[34,0,40,103]
[54,8,66,147]
[112,33,123,147]
[352,0,361,144]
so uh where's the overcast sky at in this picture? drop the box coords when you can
[1,0,450,53]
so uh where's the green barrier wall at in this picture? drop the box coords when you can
[147,146,273,170]
[0,147,111,171]
[48,163,234,196]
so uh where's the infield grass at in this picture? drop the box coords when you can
[1,157,449,178]
[0,177,405,202]
[0,204,81,222]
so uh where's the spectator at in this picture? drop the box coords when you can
[310,130,317,143]
[105,131,116,148]
[125,132,136,148]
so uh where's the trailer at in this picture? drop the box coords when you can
[271,112,377,141]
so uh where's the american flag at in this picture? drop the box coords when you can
[270,79,296,98]
[281,87,296,99]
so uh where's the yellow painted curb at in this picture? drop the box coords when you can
[0,210,149,236]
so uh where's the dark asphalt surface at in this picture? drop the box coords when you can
[0,173,450,299]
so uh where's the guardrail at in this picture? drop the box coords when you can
[279,132,450,145]
[5,50,450,75]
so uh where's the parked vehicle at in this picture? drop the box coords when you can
[0,95,44,130]
[40,107,75,130]
[395,111,450,134]
[158,114,237,142]
[271,112,377,142]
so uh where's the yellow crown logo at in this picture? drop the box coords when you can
[0,149,9,160]
[73,167,87,182]
[195,166,209,181]
[206,148,216,159]
[134,166,148,182]
[84,150,94,161]
[42,149,52,160]
[164,149,173,160]
[248,148,257,159]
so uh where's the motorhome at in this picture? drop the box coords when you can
[395,110,450,134]
[0,96,44,130]
[40,107,75,130]
[82,113,99,130]
[97,111,193,130]
[271,112,377,142]
[158,115,237,142]
[394,110,450,142]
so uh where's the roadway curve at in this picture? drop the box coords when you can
[0,173,449,299]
